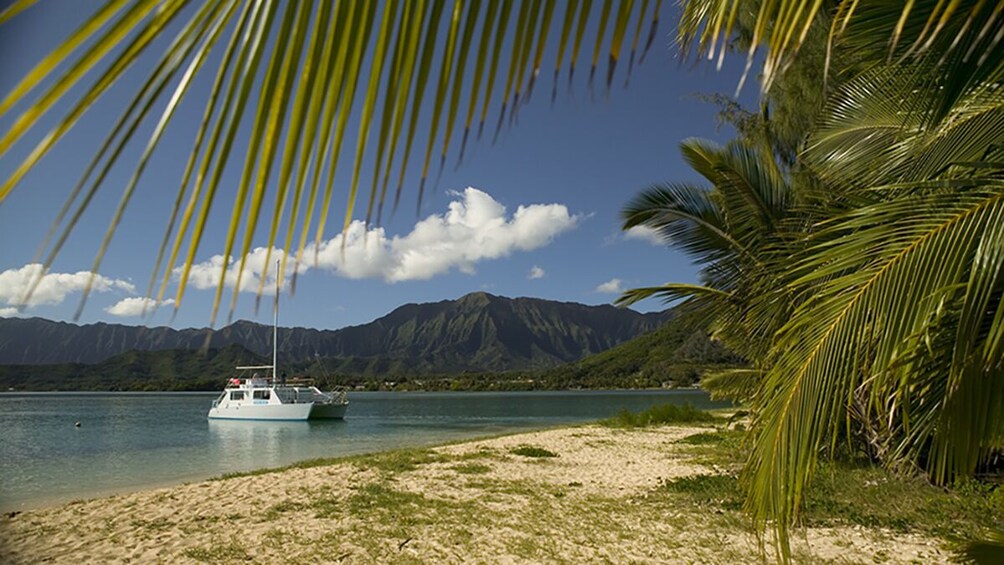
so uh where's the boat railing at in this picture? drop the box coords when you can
[272,387,315,405]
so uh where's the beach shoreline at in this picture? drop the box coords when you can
[0,423,951,564]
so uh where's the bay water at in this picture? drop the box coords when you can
[0,390,724,512]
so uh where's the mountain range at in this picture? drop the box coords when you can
[0,292,672,372]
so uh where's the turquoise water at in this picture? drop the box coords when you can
[0,390,725,511]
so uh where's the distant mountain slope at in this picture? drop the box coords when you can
[533,309,744,389]
[0,310,740,392]
[0,345,266,391]
[0,292,671,371]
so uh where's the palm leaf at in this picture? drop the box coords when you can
[746,183,1004,559]
[0,0,654,317]
[676,0,1001,94]
[701,368,763,403]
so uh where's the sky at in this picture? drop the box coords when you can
[0,1,755,331]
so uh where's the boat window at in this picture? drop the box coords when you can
[252,390,270,400]
[229,391,245,401]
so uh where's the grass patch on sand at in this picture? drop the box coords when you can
[182,542,250,563]
[801,463,1003,542]
[511,445,558,458]
[213,447,447,481]
[659,428,1004,545]
[600,403,720,428]
[357,448,448,474]
[452,462,492,475]
[213,456,343,480]
[262,500,307,520]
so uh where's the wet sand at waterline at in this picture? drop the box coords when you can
[0,424,950,564]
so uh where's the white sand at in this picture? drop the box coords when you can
[0,424,952,564]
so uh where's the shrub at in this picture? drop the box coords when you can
[601,402,719,428]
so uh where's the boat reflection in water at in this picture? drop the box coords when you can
[206,418,346,474]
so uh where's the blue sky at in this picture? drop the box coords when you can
[0,1,754,330]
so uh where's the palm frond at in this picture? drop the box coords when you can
[807,60,1004,190]
[745,182,1004,559]
[676,0,1002,95]
[701,368,763,403]
[621,141,798,365]
[0,0,658,321]
[614,282,732,308]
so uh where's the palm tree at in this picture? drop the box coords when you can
[641,0,1003,560]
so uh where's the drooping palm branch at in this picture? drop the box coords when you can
[741,38,1004,557]
[618,138,797,363]
[677,0,1002,94]
[0,0,663,323]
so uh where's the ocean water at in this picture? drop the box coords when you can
[0,390,725,512]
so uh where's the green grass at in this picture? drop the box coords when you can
[262,500,307,520]
[212,447,449,482]
[356,448,448,473]
[182,542,250,563]
[678,430,735,445]
[660,473,745,511]
[600,402,721,428]
[452,462,492,474]
[510,445,558,458]
[801,463,1004,541]
[658,428,1004,546]
[347,483,428,515]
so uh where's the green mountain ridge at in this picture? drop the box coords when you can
[0,309,741,391]
[0,292,670,371]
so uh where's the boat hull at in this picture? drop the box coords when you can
[309,402,348,419]
[207,402,313,421]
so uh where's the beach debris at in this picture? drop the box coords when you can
[398,537,412,551]
[5,511,20,519]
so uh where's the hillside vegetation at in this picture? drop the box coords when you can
[0,293,669,371]
[0,311,739,391]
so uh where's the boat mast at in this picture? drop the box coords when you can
[273,258,279,380]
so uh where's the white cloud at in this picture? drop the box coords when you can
[0,264,135,308]
[595,278,624,294]
[624,225,663,245]
[179,188,579,291]
[105,297,175,317]
[528,266,546,280]
[0,307,19,317]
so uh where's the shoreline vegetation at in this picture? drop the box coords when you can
[2,406,996,564]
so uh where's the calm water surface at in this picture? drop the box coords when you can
[0,390,725,511]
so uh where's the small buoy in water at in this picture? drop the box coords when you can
[74,421,81,428]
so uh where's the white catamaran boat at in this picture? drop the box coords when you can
[208,263,348,421]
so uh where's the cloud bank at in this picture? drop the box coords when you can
[528,266,546,279]
[0,264,135,309]
[180,188,579,292]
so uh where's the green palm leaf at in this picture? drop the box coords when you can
[676,0,1002,94]
[0,0,656,318]
[747,183,1004,559]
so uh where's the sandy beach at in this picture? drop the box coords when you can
[0,424,952,564]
